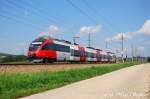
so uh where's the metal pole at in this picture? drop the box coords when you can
[73,36,80,44]
[73,37,75,44]
[131,44,134,62]
[106,41,108,50]
[121,32,124,63]
[88,33,91,47]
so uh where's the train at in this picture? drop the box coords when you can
[27,36,116,63]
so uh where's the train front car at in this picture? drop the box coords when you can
[28,37,56,63]
[28,37,72,63]
[28,37,45,62]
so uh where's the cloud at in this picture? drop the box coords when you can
[37,32,53,37]
[106,19,150,43]
[48,25,60,33]
[106,32,133,42]
[79,25,101,34]
[139,20,150,35]
[37,25,60,38]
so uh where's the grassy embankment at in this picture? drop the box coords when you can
[0,62,141,99]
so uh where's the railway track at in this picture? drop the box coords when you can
[0,62,103,66]
[0,63,69,66]
[0,62,115,73]
[0,63,108,73]
[0,62,108,73]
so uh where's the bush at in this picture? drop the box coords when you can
[147,57,150,62]
[1,55,27,63]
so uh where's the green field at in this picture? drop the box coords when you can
[0,62,141,99]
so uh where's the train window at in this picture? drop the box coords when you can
[87,52,91,57]
[42,44,70,52]
[84,52,88,57]
[71,49,74,56]
[93,53,96,58]
[29,44,41,51]
[71,50,81,57]
[74,50,79,56]
[96,54,101,58]
[74,50,77,56]
[101,54,104,58]
[80,51,84,56]
[91,53,94,58]
[42,44,55,50]
[90,53,96,58]
[96,54,98,58]
[33,37,46,42]
[100,54,103,58]
[55,44,70,52]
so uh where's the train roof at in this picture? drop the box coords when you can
[54,39,72,44]
[34,36,53,42]
[34,36,72,44]
[95,49,102,51]
[86,47,96,50]
[73,43,79,45]
[33,36,107,52]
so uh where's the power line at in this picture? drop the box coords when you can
[82,0,117,32]
[4,0,72,33]
[28,0,84,32]
[5,0,80,36]
[5,0,58,25]
[82,0,123,50]
[66,0,100,47]
[24,0,79,34]
[0,5,44,30]
[27,0,64,22]
[14,0,77,29]
[66,0,98,24]
[0,13,43,31]
[18,0,62,24]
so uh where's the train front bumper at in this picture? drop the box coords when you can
[28,55,43,63]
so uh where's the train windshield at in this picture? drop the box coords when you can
[29,42,42,51]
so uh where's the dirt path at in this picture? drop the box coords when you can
[0,63,110,73]
[21,63,150,99]
[147,74,150,99]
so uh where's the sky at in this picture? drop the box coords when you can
[0,0,150,57]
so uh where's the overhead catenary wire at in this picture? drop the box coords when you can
[17,0,64,25]
[21,0,78,35]
[82,0,115,31]
[28,0,85,32]
[25,0,64,23]
[0,13,43,31]
[66,0,101,47]
[5,0,59,25]
[8,0,78,30]
[0,4,45,31]
[5,0,81,38]
[66,0,98,24]
[2,0,71,37]
[82,0,123,51]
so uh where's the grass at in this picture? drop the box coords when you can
[0,62,141,99]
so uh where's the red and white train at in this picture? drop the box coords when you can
[28,36,116,63]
